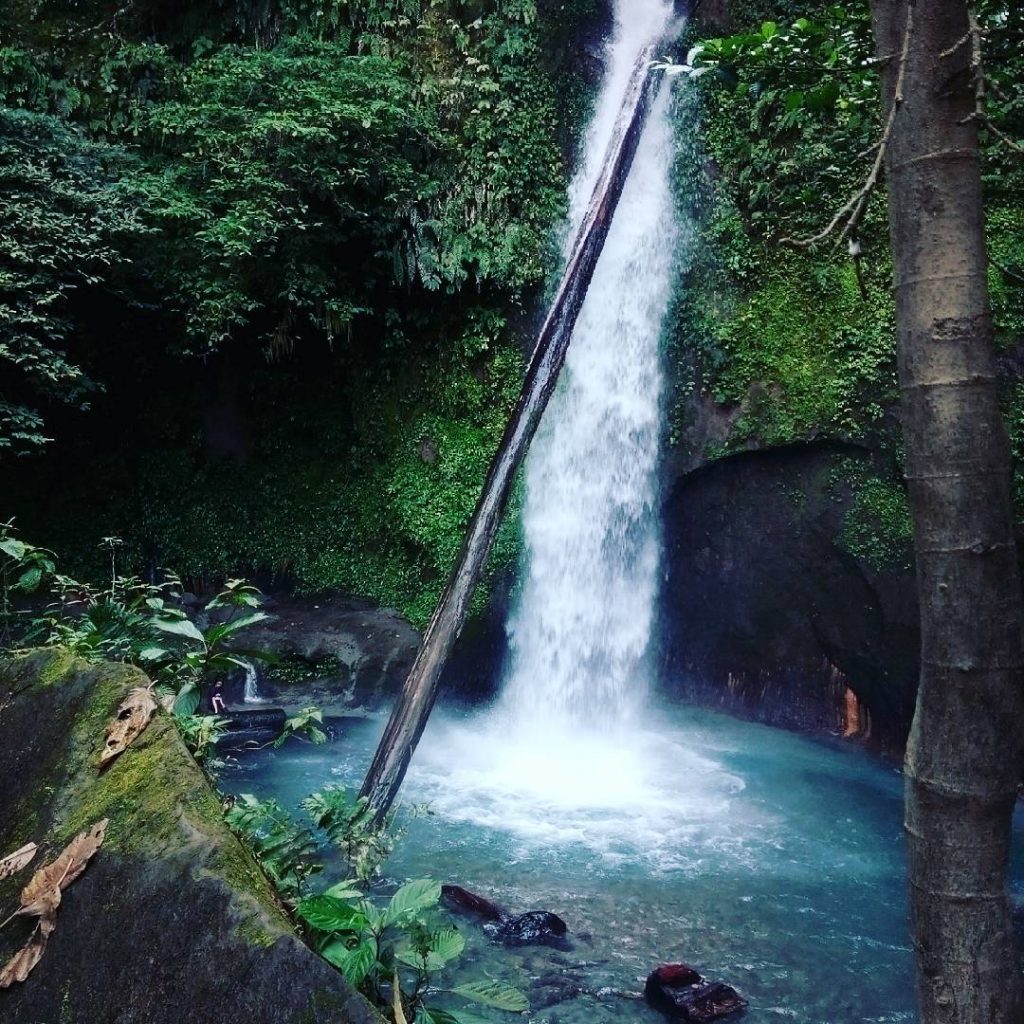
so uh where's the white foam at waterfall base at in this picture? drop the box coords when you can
[410,712,751,871]
[411,0,728,863]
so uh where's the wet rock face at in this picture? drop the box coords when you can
[660,442,919,747]
[645,964,747,1021]
[0,650,376,1024]
[490,909,570,948]
[230,593,420,711]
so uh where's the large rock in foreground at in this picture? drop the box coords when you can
[0,649,376,1024]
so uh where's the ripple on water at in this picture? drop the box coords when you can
[217,704,931,1023]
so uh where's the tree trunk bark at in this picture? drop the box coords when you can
[869,2,1024,1019]
[359,47,663,819]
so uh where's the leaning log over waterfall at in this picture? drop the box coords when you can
[359,46,664,819]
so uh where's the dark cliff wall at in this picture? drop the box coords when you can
[659,443,919,746]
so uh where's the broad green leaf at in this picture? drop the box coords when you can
[449,981,528,1012]
[217,610,269,635]
[396,927,465,972]
[0,538,27,560]
[298,894,369,933]
[420,1009,490,1024]
[340,939,377,986]
[138,646,170,661]
[761,20,777,38]
[324,881,362,901]
[173,684,201,718]
[153,616,205,643]
[321,938,353,970]
[427,928,465,968]
[384,879,441,926]
[16,566,42,592]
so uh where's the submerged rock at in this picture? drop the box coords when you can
[645,963,747,1021]
[493,909,569,946]
[442,883,570,948]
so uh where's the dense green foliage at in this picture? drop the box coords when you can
[0,108,141,452]
[4,0,1022,605]
[1,0,605,621]
[668,0,1024,569]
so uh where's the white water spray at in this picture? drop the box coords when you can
[501,0,679,732]
[410,3,749,855]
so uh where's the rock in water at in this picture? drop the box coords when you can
[493,910,569,947]
[442,884,569,947]
[645,964,747,1021]
[441,884,505,921]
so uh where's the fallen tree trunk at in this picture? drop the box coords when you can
[360,45,663,819]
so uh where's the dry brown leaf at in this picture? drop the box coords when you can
[15,881,60,921]
[15,819,108,919]
[0,843,37,881]
[0,924,49,988]
[0,820,107,989]
[99,687,157,768]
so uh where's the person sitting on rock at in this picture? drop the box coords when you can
[211,684,227,715]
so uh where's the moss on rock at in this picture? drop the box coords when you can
[0,650,377,1024]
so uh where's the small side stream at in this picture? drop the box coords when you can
[214,699,1006,1024]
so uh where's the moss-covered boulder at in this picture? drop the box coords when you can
[0,649,377,1024]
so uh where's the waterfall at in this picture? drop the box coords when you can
[500,0,680,732]
[410,0,719,837]
[242,661,266,704]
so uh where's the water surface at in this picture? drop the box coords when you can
[221,702,921,1024]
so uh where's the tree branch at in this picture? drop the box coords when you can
[958,11,1024,155]
[779,3,914,251]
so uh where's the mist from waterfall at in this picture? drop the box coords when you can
[407,0,724,838]
[499,0,680,733]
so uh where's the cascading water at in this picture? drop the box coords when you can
[221,10,939,1015]
[242,660,266,704]
[500,0,679,732]
[404,0,744,845]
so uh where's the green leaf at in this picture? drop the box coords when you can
[339,938,377,986]
[396,927,465,972]
[449,981,528,1012]
[420,1009,490,1024]
[298,894,369,934]
[138,646,170,661]
[16,566,42,592]
[173,684,201,717]
[0,538,27,560]
[153,617,205,643]
[321,938,353,970]
[324,881,362,901]
[384,879,441,926]
[761,21,778,39]
[217,610,269,635]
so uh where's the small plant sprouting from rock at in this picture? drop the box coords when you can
[225,787,527,1022]
[224,794,323,899]
[0,525,273,763]
[0,521,56,644]
[275,707,328,749]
